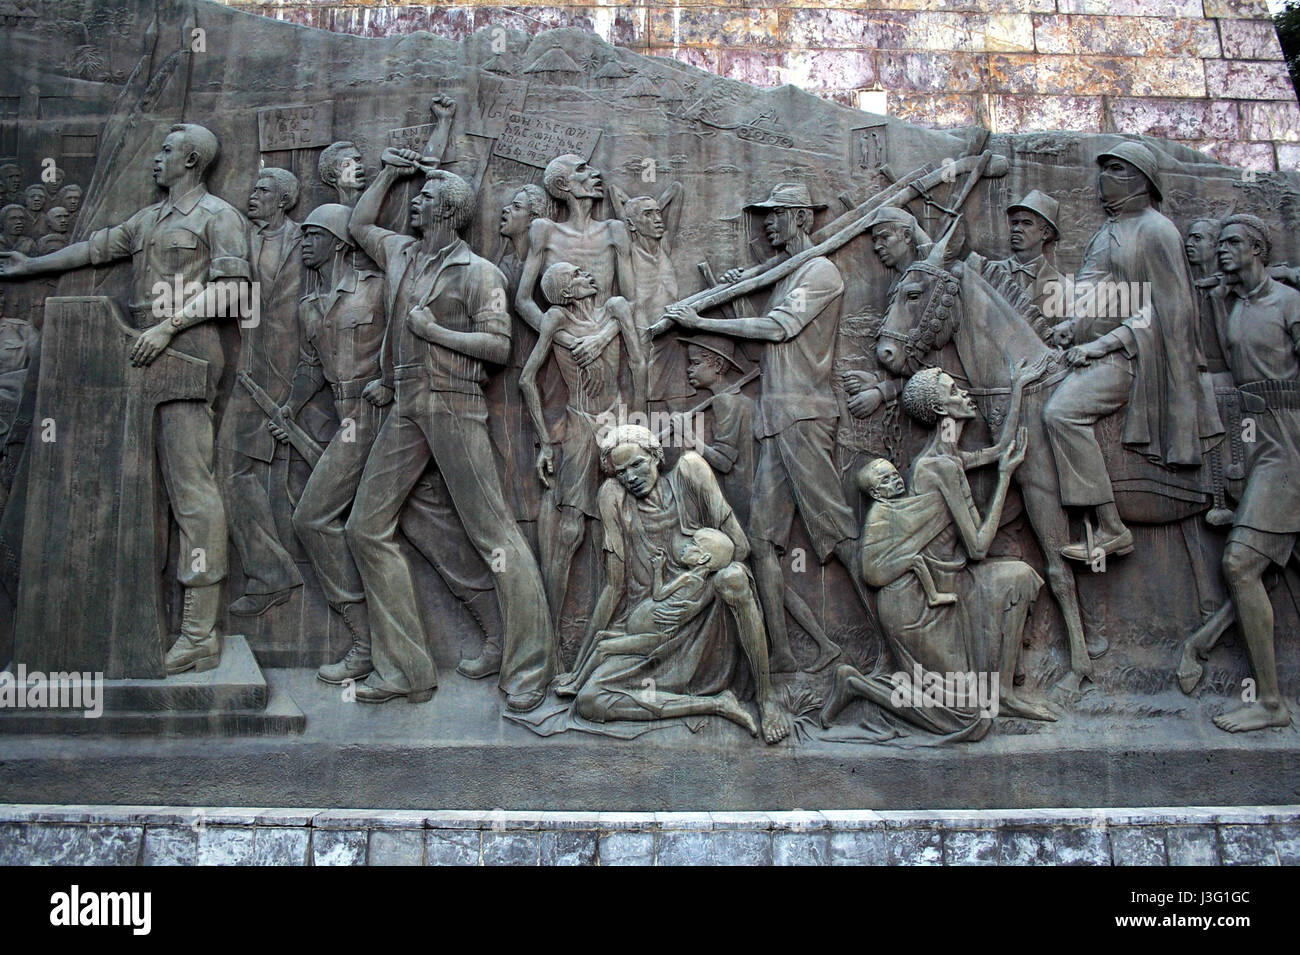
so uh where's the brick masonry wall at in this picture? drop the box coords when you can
[215,1,1300,170]
[1,805,1297,864]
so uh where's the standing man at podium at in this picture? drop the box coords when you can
[0,123,251,675]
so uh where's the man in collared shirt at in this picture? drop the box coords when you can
[988,190,1064,318]
[663,182,862,674]
[344,149,556,710]
[218,167,306,617]
[1197,214,1300,733]
[270,203,387,686]
[0,123,251,674]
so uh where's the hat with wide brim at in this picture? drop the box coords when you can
[1006,189,1061,239]
[1096,141,1163,202]
[678,333,745,372]
[745,182,827,211]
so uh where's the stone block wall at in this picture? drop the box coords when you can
[2,805,1297,865]
[216,1,1300,169]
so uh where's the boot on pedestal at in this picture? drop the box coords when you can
[164,584,223,675]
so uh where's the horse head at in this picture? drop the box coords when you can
[875,216,963,376]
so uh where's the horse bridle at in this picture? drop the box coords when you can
[878,260,960,369]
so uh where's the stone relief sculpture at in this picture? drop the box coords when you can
[1043,143,1222,564]
[220,165,305,618]
[545,425,790,743]
[985,190,1064,319]
[1180,215,1300,732]
[520,261,645,626]
[818,367,1054,741]
[344,149,555,710]
[662,182,867,675]
[272,202,388,686]
[1,4,1297,752]
[609,180,689,413]
[0,122,249,676]
[514,154,644,627]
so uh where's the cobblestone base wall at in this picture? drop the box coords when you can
[215,1,1300,169]
[2,805,1297,865]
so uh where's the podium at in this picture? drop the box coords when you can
[14,296,207,679]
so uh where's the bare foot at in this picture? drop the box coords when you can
[770,649,798,674]
[1001,693,1057,722]
[713,689,759,737]
[804,638,842,674]
[1213,701,1291,733]
[926,593,958,607]
[552,672,579,698]
[759,697,791,744]
[818,664,856,728]
[1176,642,1205,695]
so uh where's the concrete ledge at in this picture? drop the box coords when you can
[0,804,1296,866]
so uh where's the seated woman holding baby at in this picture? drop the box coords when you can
[818,365,1056,741]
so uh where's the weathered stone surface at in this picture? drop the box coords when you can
[991,95,1103,134]
[783,50,879,91]
[998,829,1055,865]
[657,830,772,866]
[598,831,655,866]
[481,831,542,866]
[311,829,367,866]
[1273,824,1300,865]
[943,829,999,865]
[785,11,1034,54]
[197,826,257,865]
[0,822,143,865]
[1033,15,1221,58]
[142,827,200,866]
[1218,824,1277,865]
[1110,98,1240,141]
[252,827,311,865]
[773,831,831,866]
[1202,0,1273,19]
[1205,60,1296,100]
[1164,826,1221,866]
[885,827,944,865]
[987,54,1207,98]
[1276,143,1300,171]
[890,92,981,128]
[1109,827,1168,865]
[368,828,425,865]
[830,829,889,865]
[540,830,598,865]
[1054,826,1111,865]
[1239,102,1300,144]
[647,8,781,49]
[426,829,482,866]
[1218,18,1287,60]
[1058,0,1205,15]
[1186,140,1277,171]
[878,51,985,91]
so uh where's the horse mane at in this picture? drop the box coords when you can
[974,257,1054,342]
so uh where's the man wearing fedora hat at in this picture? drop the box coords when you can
[664,182,860,672]
[1043,142,1222,562]
[988,189,1064,317]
